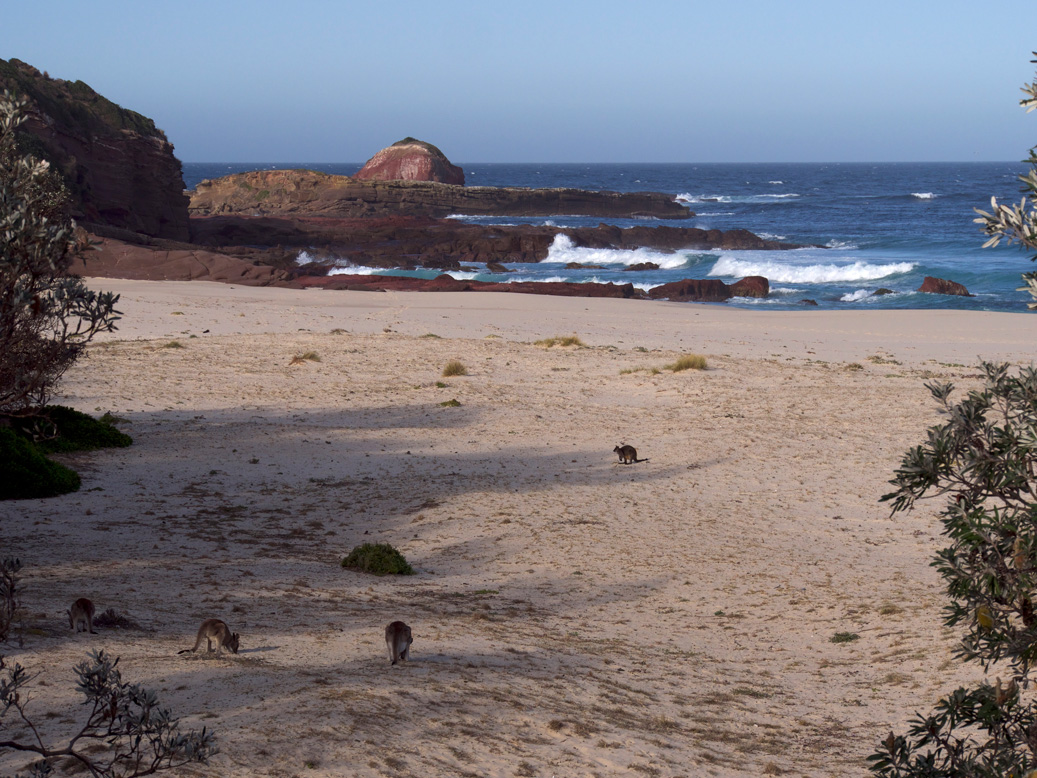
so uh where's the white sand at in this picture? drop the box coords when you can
[3,279,1036,778]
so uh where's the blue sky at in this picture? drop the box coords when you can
[2,1,1034,163]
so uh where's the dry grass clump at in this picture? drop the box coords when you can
[161,340,184,349]
[534,335,586,348]
[664,354,707,372]
[290,351,321,365]
[442,360,468,377]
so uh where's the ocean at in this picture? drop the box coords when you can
[182,162,1036,312]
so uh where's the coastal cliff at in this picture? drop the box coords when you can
[188,169,692,220]
[0,57,190,240]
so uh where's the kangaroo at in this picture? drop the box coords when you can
[67,598,96,634]
[178,619,240,656]
[614,444,648,464]
[385,620,413,665]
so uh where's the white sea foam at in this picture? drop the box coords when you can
[841,289,878,302]
[544,234,688,269]
[911,192,937,200]
[506,274,570,284]
[824,239,860,250]
[709,256,916,284]
[768,180,784,184]
[676,192,799,204]
[327,265,385,276]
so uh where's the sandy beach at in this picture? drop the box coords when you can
[4,279,1037,778]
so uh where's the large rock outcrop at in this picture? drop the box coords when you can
[189,214,807,270]
[355,138,465,185]
[917,276,972,297]
[0,58,190,240]
[188,169,692,220]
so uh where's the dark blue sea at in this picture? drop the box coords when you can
[182,162,1036,312]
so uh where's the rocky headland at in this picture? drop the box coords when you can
[0,57,190,240]
[1,62,818,302]
[187,168,693,220]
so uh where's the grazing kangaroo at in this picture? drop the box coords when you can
[178,619,240,656]
[67,598,97,634]
[614,444,648,464]
[385,621,413,665]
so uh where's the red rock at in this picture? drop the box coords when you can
[729,276,769,298]
[647,279,732,302]
[0,58,190,240]
[79,236,290,286]
[354,138,464,185]
[917,276,972,296]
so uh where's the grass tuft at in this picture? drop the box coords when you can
[534,335,586,348]
[831,631,860,644]
[442,360,468,377]
[664,354,708,372]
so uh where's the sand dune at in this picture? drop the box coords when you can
[4,280,1037,777]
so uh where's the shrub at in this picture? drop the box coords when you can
[975,52,1037,308]
[0,92,120,414]
[18,404,132,453]
[664,354,708,372]
[0,557,21,642]
[870,362,1037,776]
[442,360,467,377]
[0,427,80,499]
[341,543,415,576]
[0,650,217,776]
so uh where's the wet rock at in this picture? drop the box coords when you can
[917,276,972,296]
[729,276,769,298]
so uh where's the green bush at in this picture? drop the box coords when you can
[0,427,80,499]
[871,362,1037,776]
[25,405,132,453]
[341,543,415,576]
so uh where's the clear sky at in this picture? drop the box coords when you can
[1,0,1034,163]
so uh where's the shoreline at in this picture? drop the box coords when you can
[87,278,1037,367]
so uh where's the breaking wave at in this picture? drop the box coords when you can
[709,257,916,284]
[675,192,800,205]
[543,234,689,269]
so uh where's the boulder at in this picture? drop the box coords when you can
[355,138,465,185]
[729,276,769,298]
[917,276,972,297]
[623,262,660,272]
[0,58,190,240]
